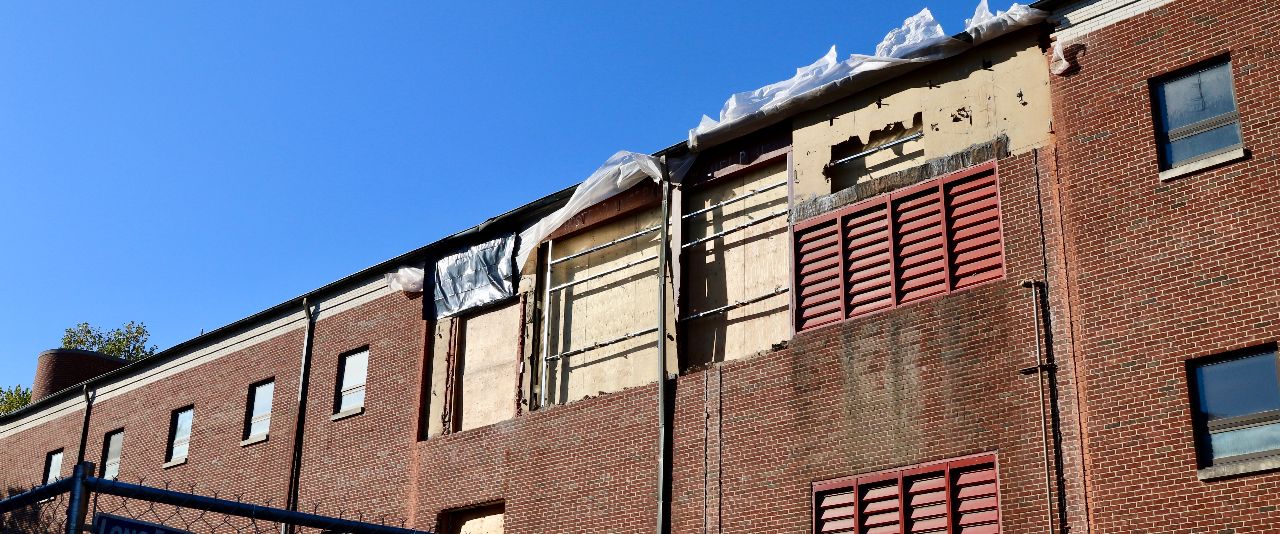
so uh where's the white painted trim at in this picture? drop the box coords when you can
[0,274,396,439]
[1159,147,1246,181]
[1052,0,1175,42]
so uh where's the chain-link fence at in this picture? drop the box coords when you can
[0,462,430,534]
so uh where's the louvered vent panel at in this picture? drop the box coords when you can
[859,480,902,534]
[843,201,894,318]
[904,473,948,533]
[794,216,844,331]
[892,187,948,304]
[944,167,1004,290]
[952,463,1000,534]
[815,486,858,533]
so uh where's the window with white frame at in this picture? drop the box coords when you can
[1152,59,1243,171]
[100,429,124,479]
[335,349,368,415]
[244,379,274,440]
[166,406,194,464]
[43,449,63,485]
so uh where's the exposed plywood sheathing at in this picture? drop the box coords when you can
[457,301,521,431]
[682,160,791,366]
[546,208,665,404]
[792,31,1051,201]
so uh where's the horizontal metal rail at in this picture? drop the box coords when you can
[85,477,431,534]
[549,224,661,266]
[829,131,924,167]
[681,209,789,249]
[548,254,657,293]
[545,326,659,362]
[682,181,787,220]
[0,477,74,515]
[678,286,790,323]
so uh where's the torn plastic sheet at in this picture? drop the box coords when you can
[690,1,1046,150]
[515,150,694,269]
[385,266,425,293]
[432,233,517,319]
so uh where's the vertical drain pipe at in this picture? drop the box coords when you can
[655,158,673,534]
[74,385,95,466]
[1021,280,1055,534]
[284,298,317,534]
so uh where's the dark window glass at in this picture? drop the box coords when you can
[1191,348,1280,465]
[1152,61,1242,169]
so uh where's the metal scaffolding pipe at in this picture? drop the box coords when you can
[550,224,660,266]
[681,209,789,249]
[548,254,657,293]
[544,326,659,362]
[828,131,924,168]
[539,241,554,408]
[678,286,789,323]
[681,181,787,220]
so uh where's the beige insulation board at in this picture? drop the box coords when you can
[682,160,791,366]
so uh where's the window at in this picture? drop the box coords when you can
[439,502,505,534]
[335,349,368,415]
[100,429,124,479]
[813,453,1000,534]
[1152,59,1242,171]
[793,162,1004,331]
[43,449,63,485]
[1189,347,1280,467]
[166,406,194,464]
[243,379,275,440]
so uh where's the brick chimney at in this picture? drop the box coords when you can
[30,349,129,402]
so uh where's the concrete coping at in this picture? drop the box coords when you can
[1197,454,1280,481]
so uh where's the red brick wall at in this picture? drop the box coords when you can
[30,349,127,403]
[1050,0,1280,532]
[0,148,1091,534]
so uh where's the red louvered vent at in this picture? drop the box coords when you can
[951,463,1000,534]
[843,201,895,318]
[944,166,1004,290]
[859,479,902,533]
[793,216,844,331]
[814,485,857,533]
[892,186,949,304]
[813,453,1000,534]
[905,472,948,533]
[792,161,1004,332]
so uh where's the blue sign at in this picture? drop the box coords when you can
[93,513,193,534]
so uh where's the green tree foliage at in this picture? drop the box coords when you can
[0,384,31,416]
[61,321,158,362]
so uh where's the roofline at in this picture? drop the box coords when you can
[0,19,1034,424]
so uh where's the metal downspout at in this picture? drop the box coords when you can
[655,159,674,534]
[284,298,316,534]
[74,385,95,466]
[1023,278,1054,534]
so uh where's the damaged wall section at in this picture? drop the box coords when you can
[792,28,1051,201]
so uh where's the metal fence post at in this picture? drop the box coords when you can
[64,461,92,534]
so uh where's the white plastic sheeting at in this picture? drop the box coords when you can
[515,151,693,270]
[690,1,1046,149]
[385,266,426,293]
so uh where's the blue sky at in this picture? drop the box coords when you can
[0,1,984,388]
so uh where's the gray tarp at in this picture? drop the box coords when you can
[431,234,517,319]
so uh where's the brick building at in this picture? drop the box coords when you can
[2,1,1278,533]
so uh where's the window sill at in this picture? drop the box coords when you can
[1159,147,1246,181]
[161,457,187,470]
[1198,455,1280,481]
[330,406,364,422]
[240,434,268,447]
